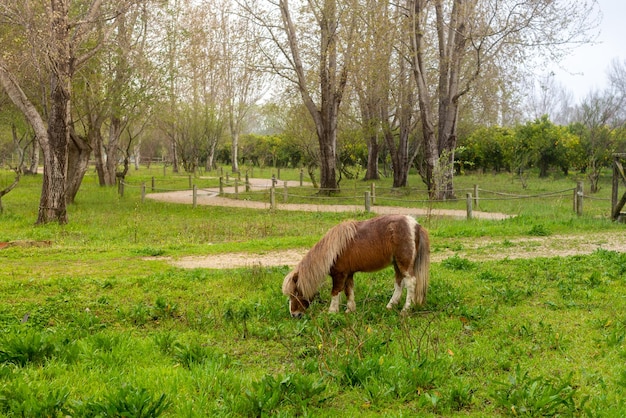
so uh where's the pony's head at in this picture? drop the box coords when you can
[282,270,310,318]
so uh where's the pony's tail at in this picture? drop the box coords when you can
[413,224,430,305]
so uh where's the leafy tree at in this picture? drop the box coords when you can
[0,0,132,223]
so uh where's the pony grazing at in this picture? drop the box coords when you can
[282,214,430,318]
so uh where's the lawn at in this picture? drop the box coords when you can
[0,167,625,417]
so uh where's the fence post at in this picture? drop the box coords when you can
[151,176,155,192]
[613,156,619,217]
[466,193,473,220]
[473,184,479,208]
[370,183,376,205]
[234,179,239,199]
[277,167,281,180]
[270,186,276,210]
[245,172,250,192]
[364,191,371,213]
[300,168,304,186]
[575,181,583,216]
[193,185,197,208]
[219,177,224,195]
[283,181,288,203]
[141,182,146,203]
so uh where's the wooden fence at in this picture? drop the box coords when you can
[117,173,611,220]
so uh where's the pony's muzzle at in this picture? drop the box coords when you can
[291,312,304,319]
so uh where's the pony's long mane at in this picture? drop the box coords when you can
[283,220,358,300]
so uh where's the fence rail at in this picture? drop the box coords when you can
[117,174,613,220]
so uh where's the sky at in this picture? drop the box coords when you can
[550,0,626,103]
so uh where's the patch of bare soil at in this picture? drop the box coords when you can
[144,179,623,269]
[165,231,625,269]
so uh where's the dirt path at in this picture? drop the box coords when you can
[145,178,510,220]
[145,178,624,269]
[167,231,625,269]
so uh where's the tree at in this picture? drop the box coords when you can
[0,0,123,223]
[405,0,600,199]
[248,0,357,192]
[220,1,270,173]
[0,123,30,213]
[572,90,623,192]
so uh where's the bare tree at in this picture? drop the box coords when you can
[246,0,357,192]
[573,90,622,192]
[0,124,29,213]
[406,0,600,199]
[524,72,576,125]
[221,1,270,173]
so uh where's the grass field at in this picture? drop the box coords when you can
[0,166,625,417]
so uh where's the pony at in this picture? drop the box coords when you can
[282,214,430,318]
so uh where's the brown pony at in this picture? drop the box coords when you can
[282,214,430,318]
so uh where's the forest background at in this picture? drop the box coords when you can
[0,0,625,224]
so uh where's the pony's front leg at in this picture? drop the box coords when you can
[328,272,346,313]
[329,293,341,313]
[345,275,355,313]
[386,281,403,310]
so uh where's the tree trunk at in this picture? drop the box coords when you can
[364,131,380,181]
[104,116,122,185]
[231,131,239,173]
[28,139,40,175]
[66,130,91,203]
[279,0,348,193]
[409,0,468,200]
[360,96,380,181]
[37,0,72,224]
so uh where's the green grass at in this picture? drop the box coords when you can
[0,167,625,416]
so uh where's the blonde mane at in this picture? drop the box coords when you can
[283,220,358,300]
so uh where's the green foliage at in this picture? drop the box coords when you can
[0,381,70,417]
[441,255,475,271]
[242,373,326,416]
[73,385,170,418]
[528,224,551,236]
[491,366,580,416]
[0,328,56,367]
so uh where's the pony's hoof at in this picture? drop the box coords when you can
[328,307,339,313]
[386,304,394,310]
[400,309,410,316]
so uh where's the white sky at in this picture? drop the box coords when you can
[550,0,626,103]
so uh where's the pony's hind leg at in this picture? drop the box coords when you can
[402,275,417,313]
[386,280,403,309]
[387,264,405,310]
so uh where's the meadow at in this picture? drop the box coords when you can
[0,166,625,417]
